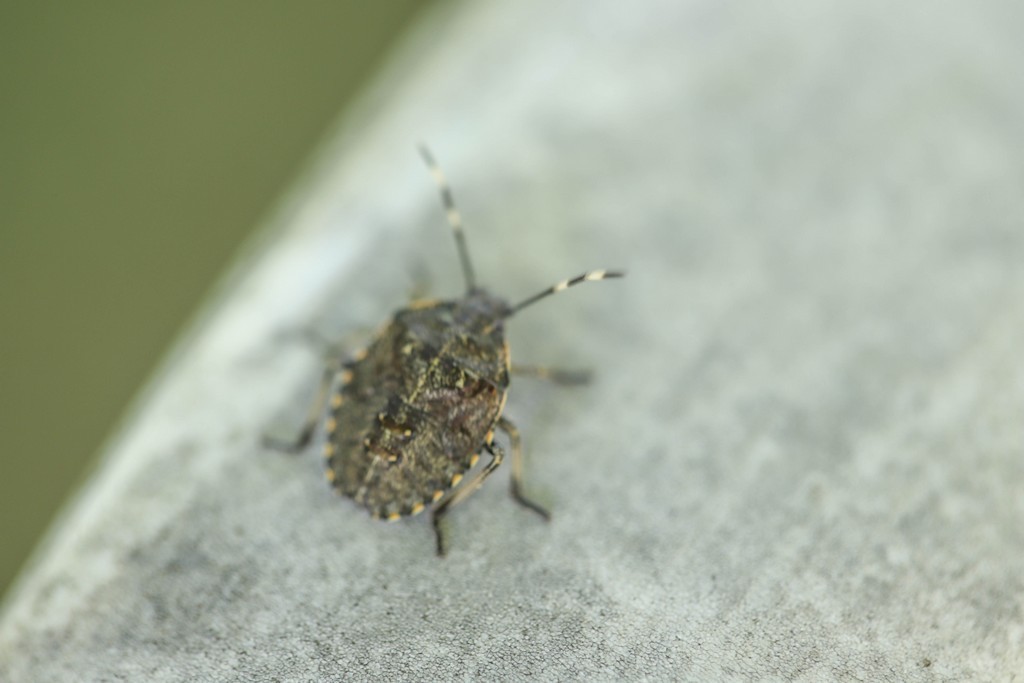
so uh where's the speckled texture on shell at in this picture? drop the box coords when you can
[328,292,510,518]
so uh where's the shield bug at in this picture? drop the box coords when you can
[266,146,622,555]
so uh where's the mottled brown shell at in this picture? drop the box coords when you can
[325,291,511,520]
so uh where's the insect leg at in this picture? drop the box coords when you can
[430,441,506,556]
[262,359,341,454]
[272,324,353,357]
[511,364,592,386]
[497,416,552,520]
[408,254,437,301]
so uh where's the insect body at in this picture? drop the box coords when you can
[268,147,622,555]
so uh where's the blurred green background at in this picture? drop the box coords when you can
[0,2,432,601]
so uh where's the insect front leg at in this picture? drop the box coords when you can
[407,258,433,301]
[511,364,592,386]
[262,359,342,454]
[496,416,552,520]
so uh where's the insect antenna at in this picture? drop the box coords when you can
[507,270,625,317]
[418,144,477,293]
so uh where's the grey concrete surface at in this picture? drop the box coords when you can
[2,1,1023,680]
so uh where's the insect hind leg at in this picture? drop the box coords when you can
[497,416,551,520]
[431,442,505,556]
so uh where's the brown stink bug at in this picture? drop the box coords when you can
[266,146,623,555]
